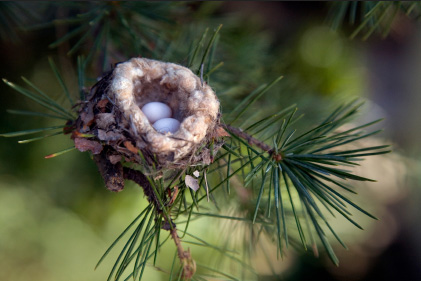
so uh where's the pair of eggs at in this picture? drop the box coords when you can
[141,102,180,134]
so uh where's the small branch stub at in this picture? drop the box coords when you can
[171,228,196,279]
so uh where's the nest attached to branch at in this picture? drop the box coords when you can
[73,58,224,191]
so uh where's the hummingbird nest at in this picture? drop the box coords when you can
[73,58,224,191]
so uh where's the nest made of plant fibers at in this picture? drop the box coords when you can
[73,58,225,177]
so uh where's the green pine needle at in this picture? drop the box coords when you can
[95,207,152,270]
[3,78,74,120]
[329,1,421,40]
[48,57,74,105]
[18,131,63,144]
[229,76,284,124]
[0,125,65,137]
[44,146,76,159]
[7,109,68,121]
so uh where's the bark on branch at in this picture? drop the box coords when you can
[222,124,273,152]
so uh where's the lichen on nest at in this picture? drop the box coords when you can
[73,58,224,191]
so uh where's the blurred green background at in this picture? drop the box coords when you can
[0,2,420,280]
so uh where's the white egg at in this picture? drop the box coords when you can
[153,118,181,134]
[141,102,172,123]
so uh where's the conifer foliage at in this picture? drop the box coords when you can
[1,2,415,280]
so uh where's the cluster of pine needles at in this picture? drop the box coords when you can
[0,2,407,280]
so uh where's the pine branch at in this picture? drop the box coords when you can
[219,100,390,264]
[0,2,41,43]
[93,151,197,280]
[0,3,395,279]
[26,2,185,72]
[328,1,421,40]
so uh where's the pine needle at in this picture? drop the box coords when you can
[0,125,65,137]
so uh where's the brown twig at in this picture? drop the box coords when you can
[222,124,273,152]
[123,166,159,206]
[222,124,284,161]
[171,228,196,280]
[93,149,124,192]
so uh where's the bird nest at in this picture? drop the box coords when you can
[73,58,224,190]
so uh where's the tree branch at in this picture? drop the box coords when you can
[171,227,196,279]
[123,167,159,206]
[222,124,273,152]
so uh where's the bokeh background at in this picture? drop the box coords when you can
[0,2,420,280]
